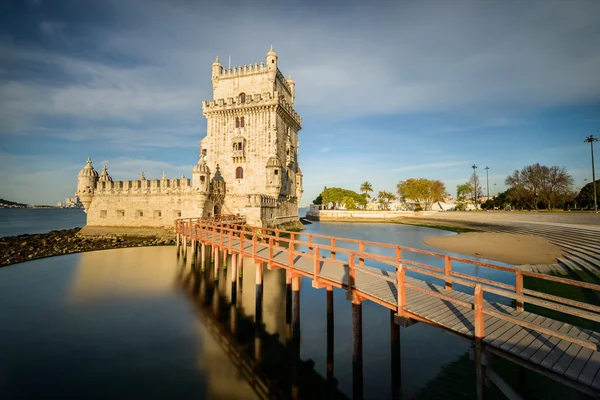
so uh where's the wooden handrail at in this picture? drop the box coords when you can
[175,217,600,349]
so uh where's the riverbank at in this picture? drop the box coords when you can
[423,232,564,265]
[0,228,175,267]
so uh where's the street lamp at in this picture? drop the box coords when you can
[585,135,599,213]
[472,164,478,209]
[485,166,490,199]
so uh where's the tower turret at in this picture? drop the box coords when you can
[212,56,222,80]
[192,153,211,192]
[76,158,99,212]
[287,75,295,104]
[265,155,282,196]
[266,45,277,73]
[98,165,113,183]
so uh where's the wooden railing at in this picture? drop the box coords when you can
[175,218,600,351]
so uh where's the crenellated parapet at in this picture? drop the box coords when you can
[94,177,198,195]
[202,91,301,128]
[246,194,278,208]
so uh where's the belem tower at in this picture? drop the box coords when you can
[76,46,303,234]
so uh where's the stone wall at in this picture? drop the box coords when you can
[306,210,439,221]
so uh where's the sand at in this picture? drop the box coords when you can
[423,232,564,265]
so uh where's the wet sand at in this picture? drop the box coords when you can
[423,232,564,265]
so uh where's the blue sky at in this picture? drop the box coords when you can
[1,0,599,205]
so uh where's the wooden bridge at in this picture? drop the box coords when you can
[175,217,600,399]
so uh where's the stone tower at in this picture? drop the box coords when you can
[201,46,303,227]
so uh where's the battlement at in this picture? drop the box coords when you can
[246,194,278,208]
[202,91,301,126]
[93,177,197,195]
[216,62,267,79]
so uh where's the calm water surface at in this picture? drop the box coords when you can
[0,221,581,399]
[0,208,86,237]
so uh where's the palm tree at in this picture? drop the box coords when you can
[360,181,373,200]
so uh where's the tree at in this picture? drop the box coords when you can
[312,193,323,205]
[397,178,446,211]
[342,196,357,210]
[575,179,600,209]
[469,174,483,207]
[505,163,574,210]
[456,183,473,210]
[320,187,367,209]
[360,181,373,200]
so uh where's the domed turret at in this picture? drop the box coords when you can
[192,153,211,191]
[98,165,113,182]
[212,56,222,80]
[287,75,295,104]
[266,155,282,194]
[76,158,99,212]
[266,45,277,73]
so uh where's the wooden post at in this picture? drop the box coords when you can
[252,233,257,258]
[183,236,188,261]
[176,233,180,255]
[275,230,280,247]
[222,249,227,270]
[201,243,206,272]
[348,253,356,295]
[516,270,524,312]
[213,247,219,282]
[231,253,237,304]
[474,284,484,339]
[359,242,364,266]
[288,238,295,268]
[445,256,453,290]
[391,309,401,400]
[352,300,364,400]
[255,262,264,362]
[229,229,233,252]
[286,270,293,343]
[269,237,274,266]
[397,264,406,313]
[331,238,336,260]
[326,287,334,383]
[292,275,301,344]
[240,229,245,256]
[314,246,320,280]
[308,235,313,255]
[191,239,196,266]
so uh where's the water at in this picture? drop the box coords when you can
[0,209,86,237]
[0,221,582,399]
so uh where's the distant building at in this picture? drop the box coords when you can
[76,47,302,231]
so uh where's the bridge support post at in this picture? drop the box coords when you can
[176,233,180,256]
[201,243,206,272]
[327,287,334,382]
[191,239,196,267]
[183,236,187,261]
[286,270,293,343]
[352,300,364,400]
[255,262,264,362]
[291,274,301,400]
[223,249,227,270]
[214,247,219,282]
[391,310,402,400]
[231,253,237,304]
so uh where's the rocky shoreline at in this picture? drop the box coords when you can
[0,228,175,267]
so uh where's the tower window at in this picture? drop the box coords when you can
[233,143,238,151]
[200,176,205,183]
[240,117,245,128]
[240,93,246,103]
[235,117,240,128]
[272,60,275,63]
[274,169,279,175]
[236,167,244,179]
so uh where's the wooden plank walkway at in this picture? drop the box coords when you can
[178,221,600,394]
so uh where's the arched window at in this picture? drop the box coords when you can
[235,167,244,179]
[240,93,246,103]
[233,143,238,151]
[240,116,245,128]
[235,117,240,128]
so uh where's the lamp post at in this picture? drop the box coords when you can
[472,164,478,209]
[585,135,599,213]
[484,166,490,200]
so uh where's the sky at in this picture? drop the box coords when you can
[1,0,599,206]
